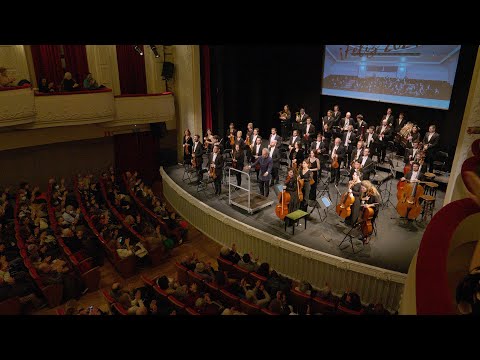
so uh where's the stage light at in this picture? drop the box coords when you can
[134,45,144,56]
[150,45,160,58]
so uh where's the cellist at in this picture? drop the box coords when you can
[285,168,299,213]
[358,180,381,243]
[344,171,362,227]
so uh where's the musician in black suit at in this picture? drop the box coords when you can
[349,160,362,180]
[404,141,422,165]
[302,117,316,149]
[355,114,368,141]
[207,145,224,195]
[268,139,281,186]
[322,124,333,149]
[251,136,263,180]
[401,162,425,183]
[322,110,335,132]
[364,126,378,159]
[232,143,245,187]
[342,124,356,166]
[393,112,407,134]
[422,125,440,173]
[406,125,421,148]
[359,148,374,181]
[269,128,281,144]
[329,137,345,185]
[288,130,301,162]
[339,112,356,132]
[234,130,245,152]
[291,141,304,170]
[382,108,395,127]
[297,108,309,136]
[332,105,341,127]
[311,133,328,156]
[192,134,204,184]
[375,119,393,163]
[351,141,364,166]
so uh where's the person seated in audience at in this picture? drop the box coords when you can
[38,78,50,93]
[295,280,312,296]
[256,262,270,278]
[197,293,224,315]
[245,281,271,307]
[180,253,199,271]
[83,73,101,90]
[264,270,292,298]
[366,303,390,315]
[315,282,332,300]
[268,290,291,315]
[183,282,201,307]
[0,67,15,87]
[340,290,362,311]
[128,289,147,315]
[47,82,56,92]
[237,253,259,272]
[114,236,134,259]
[194,261,215,282]
[221,307,247,315]
[61,72,79,91]
[64,299,80,315]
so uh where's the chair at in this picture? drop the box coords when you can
[187,270,206,291]
[112,303,129,315]
[219,289,240,308]
[432,151,449,174]
[239,298,263,315]
[140,275,155,287]
[217,257,234,273]
[175,262,190,285]
[249,272,267,284]
[289,288,312,314]
[231,264,251,280]
[168,295,186,313]
[186,307,201,316]
[311,297,337,315]
[261,307,279,315]
[101,289,116,305]
[182,163,197,183]
[203,280,221,300]
[196,168,214,194]
[337,304,364,315]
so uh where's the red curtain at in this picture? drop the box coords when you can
[115,45,147,94]
[201,45,213,131]
[63,45,89,87]
[30,45,63,87]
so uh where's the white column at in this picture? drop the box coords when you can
[173,45,203,161]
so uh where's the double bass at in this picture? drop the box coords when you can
[336,180,355,218]
[396,180,424,219]
[275,177,291,221]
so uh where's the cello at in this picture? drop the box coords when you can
[396,180,424,219]
[360,206,374,238]
[275,176,291,221]
[336,180,356,218]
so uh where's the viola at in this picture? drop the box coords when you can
[297,177,304,202]
[275,183,291,221]
[229,131,235,146]
[185,139,190,155]
[209,164,216,179]
[245,135,251,147]
[191,156,197,168]
[331,153,339,169]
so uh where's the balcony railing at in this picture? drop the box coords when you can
[0,87,175,129]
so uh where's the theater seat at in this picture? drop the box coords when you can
[239,299,262,315]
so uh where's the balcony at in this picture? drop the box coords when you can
[0,87,175,130]
[0,85,35,127]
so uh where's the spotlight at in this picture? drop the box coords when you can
[150,45,160,58]
[134,45,144,56]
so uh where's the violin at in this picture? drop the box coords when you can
[275,182,291,221]
[191,156,197,168]
[331,153,339,169]
[336,180,356,218]
[229,130,235,146]
[209,164,216,179]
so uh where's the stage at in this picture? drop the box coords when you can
[165,161,446,274]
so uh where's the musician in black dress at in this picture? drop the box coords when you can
[344,172,362,227]
[192,134,204,184]
[358,180,381,243]
[182,129,193,165]
[322,124,333,149]
[251,136,263,180]
[291,141,304,170]
[298,160,311,211]
[285,168,299,213]
[234,130,245,151]
[232,143,245,187]
[307,150,320,201]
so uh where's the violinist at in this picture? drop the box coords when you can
[404,141,421,166]
[358,180,381,242]
[422,125,440,173]
[298,160,311,211]
[303,117,315,148]
[246,123,254,141]
[329,138,345,186]
[203,129,214,153]
[406,125,421,148]
[279,105,291,140]
[351,141,364,167]
[226,123,236,150]
[245,125,255,159]
[288,130,301,161]
[310,133,327,157]
[232,143,245,187]
[235,130,245,151]
[269,128,281,144]
[343,124,356,167]
[322,110,335,132]
[212,135,223,153]
[291,141,304,170]
[359,148,374,181]
[207,145,224,196]
[251,136,263,180]
[182,129,193,165]
[365,126,378,158]
[332,105,342,127]
[307,150,320,201]
[285,168,299,213]
[344,171,362,227]
[192,134,203,184]
[322,123,333,149]
[355,114,368,140]
[349,160,362,181]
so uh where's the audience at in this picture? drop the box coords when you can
[61,72,79,91]
[0,67,15,87]
[83,73,100,90]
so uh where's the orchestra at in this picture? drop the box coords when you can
[180,102,445,244]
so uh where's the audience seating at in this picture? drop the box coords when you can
[219,289,240,308]
[186,307,201,316]
[311,297,337,315]
[175,262,189,285]
[239,298,263,315]
[187,270,206,291]
[216,256,235,273]
[289,288,312,314]
[337,304,364,315]
[168,295,186,313]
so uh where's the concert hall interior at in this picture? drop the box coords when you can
[0,44,479,316]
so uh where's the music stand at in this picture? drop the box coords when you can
[381,158,396,209]
[309,196,332,222]
[317,172,333,205]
